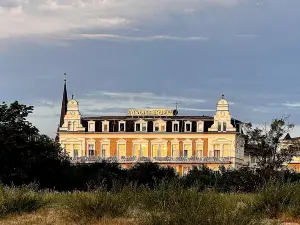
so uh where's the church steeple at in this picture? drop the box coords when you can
[59,73,68,127]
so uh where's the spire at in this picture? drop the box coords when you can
[284,133,292,140]
[59,73,68,127]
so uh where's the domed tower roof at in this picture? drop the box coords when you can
[217,94,229,111]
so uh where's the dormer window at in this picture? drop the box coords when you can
[197,121,204,132]
[88,121,95,132]
[172,121,179,132]
[119,121,126,132]
[185,121,192,132]
[102,121,109,132]
[153,120,166,132]
[135,120,147,132]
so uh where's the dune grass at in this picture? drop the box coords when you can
[1,183,300,225]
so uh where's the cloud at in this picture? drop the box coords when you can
[282,102,300,107]
[253,108,267,113]
[72,34,209,42]
[27,91,214,137]
[0,0,239,39]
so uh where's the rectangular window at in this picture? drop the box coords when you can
[73,149,79,158]
[183,144,192,157]
[101,144,109,158]
[103,124,108,132]
[214,150,220,158]
[141,144,148,157]
[142,123,147,132]
[183,150,188,157]
[118,144,126,158]
[160,144,167,157]
[223,144,230,157]
[154,123,159,132]
[218,122,222,132]
[223,122,227,131]
[65,144,71,154]
[173,123,179,132]
[197,122,204,132]
[185,123,191,132]
[196,144,203,157]
[152,144,159,157]
[119,123,125,132]
[172,144,179,157]
[133,144,140,157]
[88,144,95,156]
[136,123,141,131]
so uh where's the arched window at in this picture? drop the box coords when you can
[223,122,227,132]
[218,122,222,132]
[73,121,76,130]
[68,121,72,131]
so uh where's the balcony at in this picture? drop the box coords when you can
[70,156,232,164]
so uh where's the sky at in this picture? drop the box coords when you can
[1,0,300,138]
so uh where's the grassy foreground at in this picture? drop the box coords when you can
[1,183,300,225]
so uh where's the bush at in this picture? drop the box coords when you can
[0,184,44,217]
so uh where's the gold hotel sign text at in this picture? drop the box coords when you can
[128,109,173,116]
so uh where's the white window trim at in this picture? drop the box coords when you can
[197,121,204,132]
[132,139,149,157]
[87,139,96,157]
[100,139,110,158]
[88,121,95,132]
[151,139,167,157]
[153,119,166,132]
[117,139,127,158]
[102,120,110,132]
[185,121,192,132]
[195,139,204,157]
[134,119,147,132]
[182,139,192,157]
[172,121,180,132]
[118,120,126,132]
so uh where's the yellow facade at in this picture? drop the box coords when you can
[56,90,245,175]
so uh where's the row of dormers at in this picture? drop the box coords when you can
[86,120,203,132]
[62,119,238,133]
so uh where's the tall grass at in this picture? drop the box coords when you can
[62,186,136,224]
[0,184,44,217]
[1,182,300,224]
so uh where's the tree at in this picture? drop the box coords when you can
[244,117,300,176]
[0,101,69,187]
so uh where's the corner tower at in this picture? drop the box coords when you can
[208,94,236,132]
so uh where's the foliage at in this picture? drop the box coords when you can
[244,117,300,176]
[127,162,178,188]
[0,101,70,187]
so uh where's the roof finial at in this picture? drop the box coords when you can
[175,102,178,110]
[222,94,224,99]
[72,93,74,99]
[64,73,67,84]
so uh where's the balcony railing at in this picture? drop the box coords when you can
[70,156,232,164]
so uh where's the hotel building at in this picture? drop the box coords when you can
[56,78,246,175]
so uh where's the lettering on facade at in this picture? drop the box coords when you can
[128,109,173,117]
